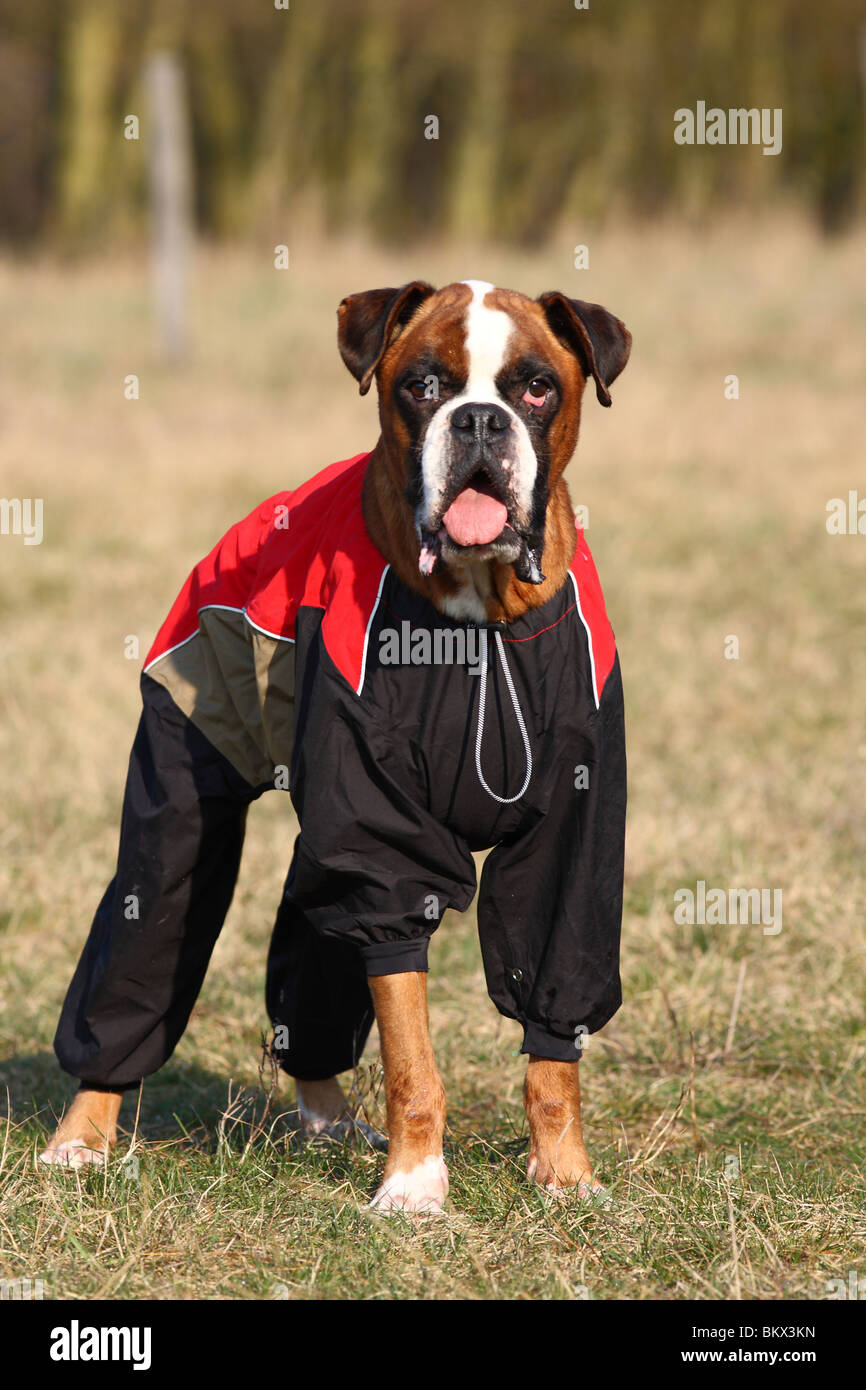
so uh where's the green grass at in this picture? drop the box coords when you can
[3,994,862,1300]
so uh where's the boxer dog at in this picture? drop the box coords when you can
[42,280,630,1214]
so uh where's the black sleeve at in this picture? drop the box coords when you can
[476,654,627,1061]
[288,700,478,976]
[54,673,262,1088]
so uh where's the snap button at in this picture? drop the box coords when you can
[510,967,523,982]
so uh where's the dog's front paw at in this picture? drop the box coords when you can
[367,1154,449,1215]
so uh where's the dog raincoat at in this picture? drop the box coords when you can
[55,452,626,1085]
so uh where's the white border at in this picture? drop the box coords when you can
[356,564,390,695]
[243,611,296,643]
[568,570,600,710]
[143,601,294,675]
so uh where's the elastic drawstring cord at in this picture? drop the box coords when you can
[474,628,533,804]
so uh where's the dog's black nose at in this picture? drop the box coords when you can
[450,401,511,438]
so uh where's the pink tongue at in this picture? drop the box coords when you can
[442,488,507,546]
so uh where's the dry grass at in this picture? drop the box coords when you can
[0,216,865,1299]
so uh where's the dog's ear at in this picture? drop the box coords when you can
[537,293,631,407]
[338,282,436,396]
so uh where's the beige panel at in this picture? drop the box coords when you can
[146,609,296,789]
[251,628,296,774]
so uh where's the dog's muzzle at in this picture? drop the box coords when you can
[416,401,545,585]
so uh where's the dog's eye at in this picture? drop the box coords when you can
[522,378,550,409]
[407,379,430,401]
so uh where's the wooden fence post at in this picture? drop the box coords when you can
[146,51,192,362]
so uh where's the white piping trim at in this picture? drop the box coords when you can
[142,601,295,675]
[569,570,600,710]
[356,564,390,696]
[243,611,296,643]
[143,604,245,673]
[143,627,199,672]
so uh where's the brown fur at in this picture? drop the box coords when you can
[524,1056,595,1189]
[40,1088,121,1166]
[367,972,446,1176]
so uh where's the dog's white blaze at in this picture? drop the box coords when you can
[368,1154,449,1214]
[419,280,538,530]
[462,278,512,391]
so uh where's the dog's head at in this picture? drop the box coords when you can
[338,279,630,587]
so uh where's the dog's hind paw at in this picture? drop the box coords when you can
[38,1138,107,1170]
[539,1180,611,1207]
[302,1113,388,1151]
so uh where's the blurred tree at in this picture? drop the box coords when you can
[448,2,513,243]
[187,22,247,237]
[0,0,862,250]
[55,0,121,247]
[342,2,400,235]
[248,3,329,235]
[0,34,53,241]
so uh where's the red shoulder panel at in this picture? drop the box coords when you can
[245,453,388,692]
[144,452,388,695]
[143,492,278,670]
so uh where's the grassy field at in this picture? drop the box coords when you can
[0,219,864,1300]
